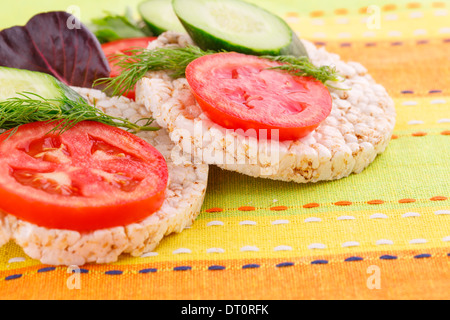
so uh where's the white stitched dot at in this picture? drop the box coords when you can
[140,252,158,258]
[312,32,326,38]
[385,13,398,21]
[274,245,293,251]
[308,243,327,250]
[442,236,450,242]
[410,11,423,19]
[272,199,278,203]
[439,27,450,34]
[437,118,450,123]
[402,101,418,106]
[207,248,225,254]
[402,212,421,218]
[430,99,446,104]
[376,239,394,246]
[311,18,324,25]
[172,248,191,254]
[239,220,257,225]
[363,30,376,37]
[207,221,224,226]
[342,241,360,247]
[434,9,448,16]
[336,17,349,24]
[304,217,322,223]
[408,120,424,125]
[413,29,427,35]
[8,257,25,263]
[286,17,299,23]
[388,30,402,37]
[338,32,351,38]
[240,246,259,252]
[435,210,450,215]
[206,248,225,253]
[272,219,289,225]
[337,215,356,221]
[369,213,388,219]
[409,239,427,244]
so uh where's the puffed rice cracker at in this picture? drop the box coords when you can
[0,88,208,266]
[136,32,396,183]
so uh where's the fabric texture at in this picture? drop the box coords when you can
[0,0,449,300]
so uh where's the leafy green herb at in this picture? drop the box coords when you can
[89,8,152,43]
[96,46,341,97]
[96,46,216,97]
[263,55,340,84]
[0,92,158,136]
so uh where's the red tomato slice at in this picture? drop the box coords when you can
[0,121,168,232]
[101,37,157,100]
[185,52,332,141]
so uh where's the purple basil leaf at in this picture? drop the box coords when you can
[0,11,110,88]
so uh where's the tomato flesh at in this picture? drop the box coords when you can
[101,37,157,100]
[0,121,168,231]
[185,52,332,141]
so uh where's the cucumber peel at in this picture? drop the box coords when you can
[0,66,68,103]
[139,0,185,35]
[172,0,308,57]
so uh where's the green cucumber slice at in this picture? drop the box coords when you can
[0,66,82,105]
[172,0,307,57]
[138,0,185,35]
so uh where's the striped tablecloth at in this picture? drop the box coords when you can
[0,0,449,299]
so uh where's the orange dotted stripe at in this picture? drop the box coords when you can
[313,39,450,49]
[204,196,448,213]
[303,203,320,209]
[305,2,445,18]
[390,131,450,140]
[398,198,417,204]
[334,201,353,206]
[270,206,289,211]
[407,2,422,9]
[334,8,348,15]
[205,207,224,213]
[367,200,385,205]
[433,2,446,8]
[383,4,397,11]
[431,196,448,201]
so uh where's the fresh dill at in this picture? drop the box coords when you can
[0,92,158,136]
[262,55,341,84]
[96,46,217,97]
[95,46,341,97]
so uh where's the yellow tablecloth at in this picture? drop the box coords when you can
[0,0,449,300]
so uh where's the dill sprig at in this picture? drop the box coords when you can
[262,55,341,84]
[96,46,217,97]
[95,46,341,97]
[0,92,158,136]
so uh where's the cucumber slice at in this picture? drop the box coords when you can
[0,66,82,105]
[172,0,307,57]
[139,0,185,35]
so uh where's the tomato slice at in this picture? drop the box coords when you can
[101,37,157,100]
[185,52,332,141]
[0,121,168,231]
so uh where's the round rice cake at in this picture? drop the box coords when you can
[0,88,208,266]
[136,32,396,183]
